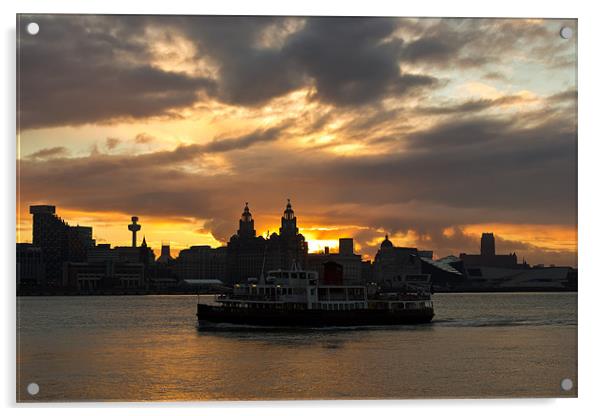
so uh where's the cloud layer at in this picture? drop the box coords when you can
[17,15,577,265]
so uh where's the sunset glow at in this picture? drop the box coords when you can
[17,16,577,265]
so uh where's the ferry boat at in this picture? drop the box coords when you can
[197,266,434,327]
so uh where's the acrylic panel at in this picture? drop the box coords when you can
[16,15,578,402]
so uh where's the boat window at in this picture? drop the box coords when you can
[299,272,306,279]
[290,273,297,279]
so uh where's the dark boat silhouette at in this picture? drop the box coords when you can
[197,265,434,328]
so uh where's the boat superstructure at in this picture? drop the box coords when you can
[197,265,434,327]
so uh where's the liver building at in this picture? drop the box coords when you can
[226,200,308,284]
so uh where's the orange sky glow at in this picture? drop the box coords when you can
[17,16,577,266]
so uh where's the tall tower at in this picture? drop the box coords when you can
[29,205,66,285]
[128,216,141,247]
[157,242,173,264]
[237,202,256,238]
[279,199,298,236]
[481,233,495,258]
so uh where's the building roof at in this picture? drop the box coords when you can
[420,256,463,275]
[380,234,393,248]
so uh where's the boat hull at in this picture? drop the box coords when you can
[197,304,434,327]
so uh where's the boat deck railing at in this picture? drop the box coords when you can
[216,294,282,302]
[371,293,432,301]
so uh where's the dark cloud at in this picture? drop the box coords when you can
[202,123,290,152]
[17,16,577,266]
[283,17,437,106]
[18,15,443,129]
[402,35,462,64]
[18,15,216,130]
[547,89,577,103]
[18,16,573,130]
[415,95,531,116]
[26,146,69,160]
[178,16,439,108]
[18,109,577,264]
[398,18,575,69]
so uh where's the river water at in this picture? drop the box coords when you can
[16,293,577,401]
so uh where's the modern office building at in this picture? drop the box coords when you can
[29,205,94,286]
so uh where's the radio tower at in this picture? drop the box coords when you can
[128,216,141,247]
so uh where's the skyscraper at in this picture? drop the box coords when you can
[29,205,94,286]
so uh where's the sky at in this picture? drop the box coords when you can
[16,15,577,266]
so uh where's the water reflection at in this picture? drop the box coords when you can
[17,293,577,401]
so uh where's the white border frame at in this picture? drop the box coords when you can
[3,1,601,415]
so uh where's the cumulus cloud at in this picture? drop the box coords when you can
[18,16,575,130]
[18,15,216,130]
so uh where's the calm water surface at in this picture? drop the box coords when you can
[17,293,577,401]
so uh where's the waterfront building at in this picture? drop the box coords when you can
[87,243,119,263]
[226,203,267,285]
[63,261,145,291]
[462,265,577,291]
[75,233,155,291]
[306,251,330,281]
[224,200,308,284]
[361,260,373,283]
[306,238,363,285]
[29,205,94,286]
[151,242,177,288]
[175,245,227,281]
[460,233,520,268]
[16,243,45,287]
[264,200,309,272]
[156,243,174,264]
[372,235,429,289]
[419,255,466,291]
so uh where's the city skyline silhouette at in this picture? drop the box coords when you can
[17,16,577,267]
